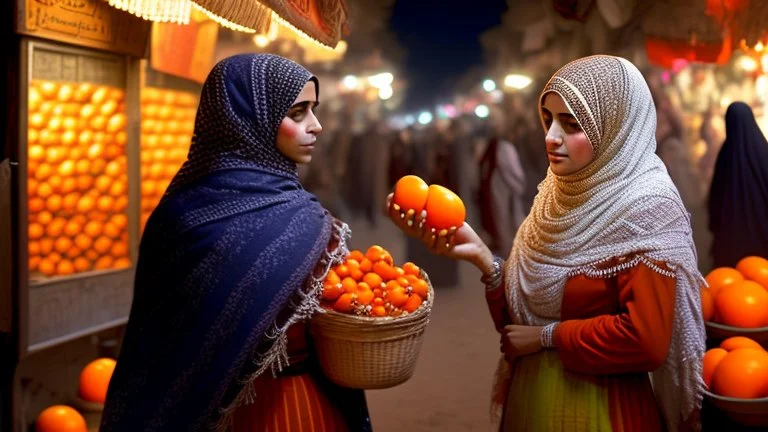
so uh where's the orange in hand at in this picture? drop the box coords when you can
[393,175,430,213]
[424,184,466,230]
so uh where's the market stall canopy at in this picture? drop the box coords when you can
[192,0,349,48]
[642,0,731,68]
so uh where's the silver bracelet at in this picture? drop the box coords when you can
[481,255,504,289]
[540,322,559,348]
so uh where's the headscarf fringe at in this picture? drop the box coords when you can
[214,220,351,432]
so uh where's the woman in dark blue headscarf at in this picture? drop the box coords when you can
[708,102,768,267]
[100,54,371,431]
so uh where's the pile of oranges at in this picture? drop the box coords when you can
[27,80,131,277]
[34,357,116,431]
[322,245,429,317]
[701,256,768,328]
[702,337,768,399]
[139,87,197,230]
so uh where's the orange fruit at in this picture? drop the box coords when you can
[372,305,388,317]
[29,223,44,240]
[29,241,41,256]
[60,178,77,194]
[97,196,115,213]
[393,175,430,213]
[363,272,384,289]
[29,256,41,271]
[341,277,357,293]
[76,196,95,213]
[736,256,768,289]
[93,237,112,254]
[29,145,44,162]
[402,262,420,277]
[356,284,374,305]
[34,405,87,432]
[335,264,350,278]
[359,258,373,273]
[54,237,73,254]
[373,261,399,281]
[56,260,75,276]
[346,259,363,281]
[701,288,714,322]
[325,269,341,286]
[46,219,66,237]
[110,242,128,258]
[39,238,54,255]
[711,348,768,398]
[388,286,409,307]
[37,259,55,277]
[110,214,128,230]
[66,247,82,260]
[73,257,91,272]
[714,280,768,328]
[29,197,45,213]
[403,294,423,313]
[94,256,114,270]
[114,257,131,269]
[78,358,116,404]
[702,348,728,389]
[720,336,765,352]
[74,234,92,250]
[705,267,745,299]
[425,184,466,230]
[322,281,343,301]
[411,278,429,299]
[36,211,53,225]
[114,196,128,212]
[333,292,355,313]
[348,250,365,262]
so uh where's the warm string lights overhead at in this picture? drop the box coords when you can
[190,2,258,33]
[107,0,192,24]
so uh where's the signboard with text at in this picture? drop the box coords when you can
[17,0,150,58]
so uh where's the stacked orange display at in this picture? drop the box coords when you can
[139,87,197,230]
[27,80,131,277]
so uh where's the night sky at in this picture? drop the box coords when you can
[389,0,508,113]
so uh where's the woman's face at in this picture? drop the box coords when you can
[541,92,594,176]
[276,80,322,164]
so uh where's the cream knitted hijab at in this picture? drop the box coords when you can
[503,55,705,430]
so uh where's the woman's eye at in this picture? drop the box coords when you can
[564,121,581,132]
[290,109,307,121]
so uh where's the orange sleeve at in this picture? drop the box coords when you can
[553,260,676,375]
[485,284,511,333]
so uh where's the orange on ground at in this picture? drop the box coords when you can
[35,405,87,432]
[78,358,116,404]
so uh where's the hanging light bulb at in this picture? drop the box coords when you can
[108,0,192,24]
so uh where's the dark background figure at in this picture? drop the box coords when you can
[708,102,768,268]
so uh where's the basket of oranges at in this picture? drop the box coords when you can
[309,245,434,390]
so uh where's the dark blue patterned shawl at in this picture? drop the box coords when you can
[100,54,345,431]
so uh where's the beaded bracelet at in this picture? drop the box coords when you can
[540,322,559,348]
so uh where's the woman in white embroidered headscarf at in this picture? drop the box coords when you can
[387,55,705,431]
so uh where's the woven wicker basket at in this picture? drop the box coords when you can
[309,273,434,389]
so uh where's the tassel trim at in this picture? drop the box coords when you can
[214,220,351,431]
[567,255,676,279]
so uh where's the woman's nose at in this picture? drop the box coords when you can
[307,111,323,135]
[545,127,563,147]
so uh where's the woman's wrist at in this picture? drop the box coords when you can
[473,246,496,276]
